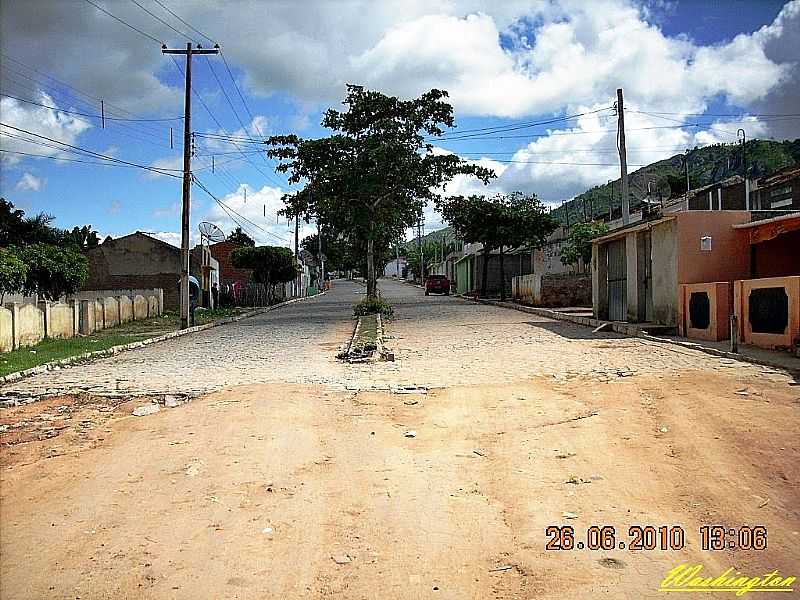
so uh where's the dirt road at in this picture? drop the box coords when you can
[1,280,798,599]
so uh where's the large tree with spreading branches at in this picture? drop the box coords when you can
[267,85,495,298]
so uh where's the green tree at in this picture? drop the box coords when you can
[0,247,28,302]
[438,193,556,300]
[560,221,610,268]
[267,85,494,299]
[63,225,100,250]
[227,226,255,247]
[19,243,88,300]
[231,246,299,304]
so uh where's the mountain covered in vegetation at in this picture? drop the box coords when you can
[550,138,800,224]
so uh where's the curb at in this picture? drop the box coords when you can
[461,295,799,375]
[341,312,384,363]
[0,291,327,386]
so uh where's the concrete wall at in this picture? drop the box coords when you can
[47,302,75,339]
[734,276,800,350]
[678,282,732,341]
[103,297,120,328]
[119,296,133,323]
[650,219,678,326]
[17,303,44,348]
[1,289,165,353]
[675,211,751,285]
[0,307,13,353]
[514,273,590,307]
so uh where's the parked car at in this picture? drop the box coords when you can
[425,274,450,296]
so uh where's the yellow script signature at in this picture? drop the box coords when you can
[660,564,796,596]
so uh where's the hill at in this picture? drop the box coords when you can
[550,138,800,224]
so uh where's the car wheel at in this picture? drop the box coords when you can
[445,290,450,296]
[425,291,429,296]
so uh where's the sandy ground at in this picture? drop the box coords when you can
[2,373,798,599]
[1,280,798,599]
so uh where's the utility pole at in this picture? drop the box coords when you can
[162,42,219,329]
[292,212,300,296]
[616,88,630,225]
[417,219,423,282]
[738,128,749,209]
[317,218,324,287]
[684,149,691,210]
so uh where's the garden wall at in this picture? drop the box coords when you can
[0,288,163,352]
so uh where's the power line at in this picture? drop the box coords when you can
[193,176,290,243]
[128,0,193,40]
[0,122,182,177]
[82,0,163,44]
[1,54,183,149]
[0,147,178,171]
[429,106,613,140]
[0,93,183,121]
[150,0,216,44]
[205,57,250,135]
[629,109,800,118]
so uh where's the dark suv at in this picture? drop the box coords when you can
[425,275,450,296]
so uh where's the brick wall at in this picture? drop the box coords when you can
[540,273,591,307]
[210,241,254,285]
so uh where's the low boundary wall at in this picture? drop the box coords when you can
[0,288,163,352]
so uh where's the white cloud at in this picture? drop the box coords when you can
[0,93,92,165]
[107,199,122,215]
[149,231,182,248]
[146,155,184,179]
[202,183,312,249]
[15,172,44,192]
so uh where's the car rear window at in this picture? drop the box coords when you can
[428,275,446,280]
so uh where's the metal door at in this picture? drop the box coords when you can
[643,231,653,321]
[607,240,626,321]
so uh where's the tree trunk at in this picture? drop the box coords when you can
[366,237,376,298]
[480,246,490,298]
[499,245,506,302]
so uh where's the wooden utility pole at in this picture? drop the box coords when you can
[616,88,630,225]
[162,43,219,329]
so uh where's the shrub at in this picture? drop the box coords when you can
[353,296,394,319]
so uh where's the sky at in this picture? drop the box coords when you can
[1,0,798,247]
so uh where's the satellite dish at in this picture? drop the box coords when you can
[198,221,225,245]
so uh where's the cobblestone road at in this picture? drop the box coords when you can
[0,279,786,400]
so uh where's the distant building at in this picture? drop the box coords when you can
[751,165,799,212]
[209,240,254,286]
[83,232,216,310]
[383,257,407,278]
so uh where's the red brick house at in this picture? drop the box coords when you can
[209,240,254,285]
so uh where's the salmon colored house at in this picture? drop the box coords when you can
[592,211,800,351]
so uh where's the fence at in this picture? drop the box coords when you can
[512,273,591,307]
[0,288,163,353]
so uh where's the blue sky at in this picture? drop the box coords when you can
[1,0,798,245]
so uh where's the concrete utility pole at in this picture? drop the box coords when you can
[162,43,219,329]
[738,128,749,209]
[684,149,691,209]
[616,88,630,225]
[317,218,324,286]
[294,212,300,296]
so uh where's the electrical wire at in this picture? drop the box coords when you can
[128,0,193,40]
[0,122,182,177]
[150,0,217,45]
[82,0,163,44]
[0,148,178,171]
[193,176,291,243]
[0,93,183,121]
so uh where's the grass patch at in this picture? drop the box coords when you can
[351,314,379,353]
[0,334,152,377]
[353,296,394,319]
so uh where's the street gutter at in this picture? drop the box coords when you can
[461,296,800,375]
[0,292,327,386]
